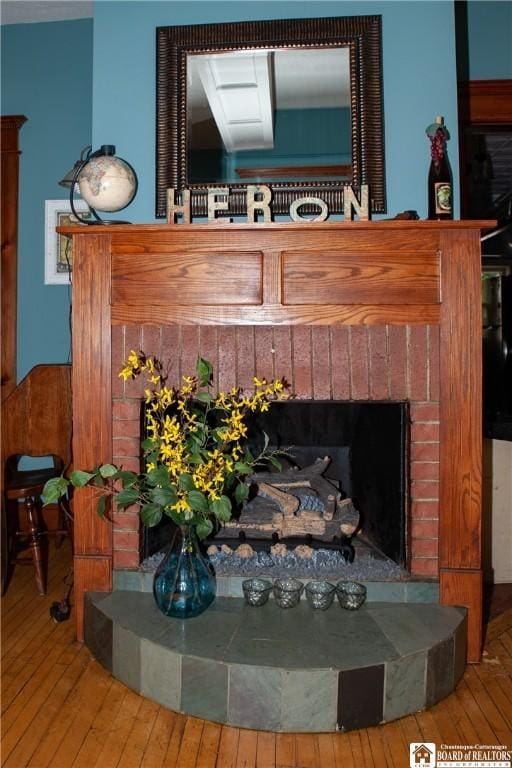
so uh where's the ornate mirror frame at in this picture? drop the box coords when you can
[156,15,385,217]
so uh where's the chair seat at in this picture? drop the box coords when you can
[2,364,72,596]
[5,467,61,499]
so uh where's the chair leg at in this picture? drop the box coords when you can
[60,497,74,554]
[25,496,47,595]
[55,502,65,549]
[1,503,9,596]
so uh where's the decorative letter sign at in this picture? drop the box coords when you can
[166,184,370,224]
[289,196,329,222]
[246,185,272,223]
[166,188,191,224]
[208,187,232,223]
[343,185,369,221]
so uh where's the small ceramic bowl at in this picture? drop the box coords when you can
[305,580,335,610]
[242,578,273,607]
[273,577,304,608]
[336,581,367,610]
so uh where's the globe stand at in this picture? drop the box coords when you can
[69,144,137,226]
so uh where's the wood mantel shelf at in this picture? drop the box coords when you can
[60,219,495,234]
[63,220,493,661]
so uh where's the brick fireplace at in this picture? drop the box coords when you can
[64,220,490,660]
[111,323,440,577]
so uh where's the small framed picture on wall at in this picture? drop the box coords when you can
[44,199,90,284]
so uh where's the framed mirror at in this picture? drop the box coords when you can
[156,16,385,218]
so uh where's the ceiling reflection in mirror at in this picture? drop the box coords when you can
[186,47,352,185]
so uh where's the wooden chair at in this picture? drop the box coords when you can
[1,364,72,595]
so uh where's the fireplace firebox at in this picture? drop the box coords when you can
[143,401,409,569]
[248,401,408,566]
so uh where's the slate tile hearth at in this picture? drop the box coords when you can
[338,664,385,731]
[383,651,427,722]
[85,592,467,733]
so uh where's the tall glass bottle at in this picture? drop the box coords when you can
[426,116,453,220]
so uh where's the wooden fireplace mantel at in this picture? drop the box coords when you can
[62,219,493,660]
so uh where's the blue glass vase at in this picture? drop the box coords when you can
[153,525,216,618]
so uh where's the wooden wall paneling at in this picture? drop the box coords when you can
[71,233,113,641]
[1,115,26,401]
[439,228,483,661]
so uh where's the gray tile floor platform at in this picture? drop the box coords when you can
[85,591,467,733]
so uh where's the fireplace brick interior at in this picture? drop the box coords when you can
[111,323,440,577]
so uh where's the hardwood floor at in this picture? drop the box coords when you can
[2,541,511,767]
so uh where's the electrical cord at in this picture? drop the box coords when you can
[50,571,74,623]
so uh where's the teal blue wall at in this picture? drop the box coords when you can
[91,1,459,224]
[9,1,508,376]
[467,1,512,79]
[1,19,93,380]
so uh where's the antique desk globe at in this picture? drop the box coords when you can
[66,144,137,224]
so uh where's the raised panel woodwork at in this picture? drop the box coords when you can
[112,251,262,305]
[282,251,440,305]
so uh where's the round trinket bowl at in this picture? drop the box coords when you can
[242,578,273,606]
[336,581,367,610]
[305,580,336,610]
[273,578,304,608]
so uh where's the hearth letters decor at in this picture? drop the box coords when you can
[166,184,370,223]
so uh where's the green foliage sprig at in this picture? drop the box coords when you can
[42,352,288,539]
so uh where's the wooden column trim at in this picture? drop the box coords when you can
[439,569,482,663]
[439,228,483,661]
[1,115,27,401]
[72,233,113,641]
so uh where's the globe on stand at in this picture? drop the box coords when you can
[70,144,137,225]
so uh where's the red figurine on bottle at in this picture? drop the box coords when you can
[426,116,453,220]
